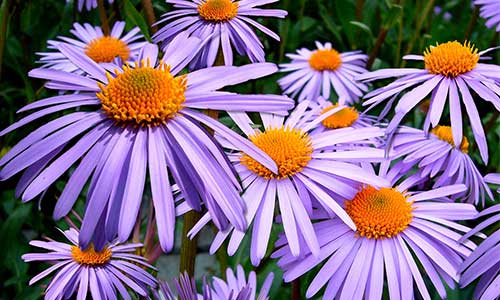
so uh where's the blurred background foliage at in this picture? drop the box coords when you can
[0,0,499,299]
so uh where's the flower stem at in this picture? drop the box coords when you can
[0,0,11,80]
[179,210,201,275]
[141,0,157,34]
[464,7,479,41]
[292,279,301,300]
[97,0,110,35]
[366,28,388,69]
[401,0,435,67]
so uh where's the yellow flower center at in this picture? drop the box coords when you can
[85,36,131,63]
[424,41,479,77]
[309,49,342,71]
[240,127,313,179]
[345,186,413,239]
[197,0,238,22]
[431,125,469,153]
[71,245,112,266]
[97,61,187,126]
[321,104,359,129]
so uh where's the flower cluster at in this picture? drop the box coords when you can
[2,1,500,300]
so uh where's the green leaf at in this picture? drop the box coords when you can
[349,21,373,38]
[123,0,151,41]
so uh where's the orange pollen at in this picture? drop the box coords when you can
[309,49,342,71]
[431,125,469,153]
[85,36,130,63]
[71,245,112,266]
[240,127,313,179]
[345,186,413,239]
[321,104,359,129]
[97,61,187,126]
[424,41,479,77]
[197,0,238,22]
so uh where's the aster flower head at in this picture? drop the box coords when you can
[460,201,500,300]
[0,37,294,253]
[390,125,493,205]
[156,265,273,300]
[69,0,113,11]
[22,227,156,300]
[299,97,379,135]
[358,41,500,164]
[153,0,287,69]
[185,101,389,266]
[38,22,146,73]
[474,0,500,32]
[279,42,369,104]
[273,162,479,300]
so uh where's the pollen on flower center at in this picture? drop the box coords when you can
[424,41,479,77]
[97,61,187,126]
[85,36,131,63]
[321,104,359,129]
[198,0,238,22]
[71,244,112,266]
[240,127,313,179]
[345,186,413,239]
[309,49,342,71]
[431,125,469,153]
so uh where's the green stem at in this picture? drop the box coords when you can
[179,210,201,275]
[464,7,479,41]
[141,0,157,34]
[0,0,11,80]
[401,0,435,67]
[97,0,110,35]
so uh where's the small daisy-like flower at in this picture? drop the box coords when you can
[474,0,500,32]
[460,201,500,300]
[22,227,157,300]
[68,0,114,11]
[390,125,493,205]
[299,97,379,135]
[185,101,388,265]
[273,163,478,300]
[153,0,287,69]
[279,42,369,104]
[38,22,146,73]
[156,265,273,300]
[0,38,293,252]
[358,41,500,163]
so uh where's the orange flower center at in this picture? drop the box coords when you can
[85,36,130,63]
[309,49,342,71]
[241,127,313,179]
[345,186,413,239]
[431,125,469,153]
[71,244,112,266]
[321,104,359,129]
[424,41,479,77]
[97,61,187,126]
[197,0,238,22]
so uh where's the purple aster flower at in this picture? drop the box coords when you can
[66,0,114,11]
[185,101,388,265]
[358,41,500,163]
[299,97,379,135]
[460,202,500,300]
[38,22,146,73]
[156,265,273,300]
[22,227,157,300]
[279,42,369,104]
[475,0,500,32]
[273,162,479,300]
[0,37,294,252]
[390,125,493,205]
[153,0,287,69]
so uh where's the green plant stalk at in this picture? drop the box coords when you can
[401,0,435,67]
[0,0,11,80]
[367,27,388,69]
[141,0,157,34]
[97,0,110,35]
[179,210,201,275]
